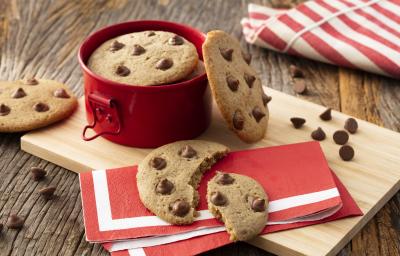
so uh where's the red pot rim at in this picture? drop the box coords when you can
[78,20,207,93]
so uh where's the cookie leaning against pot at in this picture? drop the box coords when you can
[137,140,229,225]
[202,30,270,143]
[0,77,77,132]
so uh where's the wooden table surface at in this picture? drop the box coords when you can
[0,0,399,255]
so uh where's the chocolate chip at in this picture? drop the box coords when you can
[215,173,235,185]
[293,78,307,94]
[156,179,174,195]
[33,102,49,112]
[339,145,354,161]
[168,35,184,45]
[226,75,239,91]
[11,88,26,98]
[109,40,125,52]
[252,106,265,122]
[320,108,332,121]
[0,223,3,233]
[0,104,11,116]
[39,186,56,200]
[53,88,70,98]
[171,200,190,217]
[333,130,349,145]
[210,191,227,206]
[115,65,131,76]
[6,214,24,229]
[251,198,266,212]
[30,167,47,181]
[179,145,197,158]
[220,48,233,61]
[289,64,304,78]
[344,118,358,134]
[156,58,173,70]
[244,73,256,88]
[242,51,252,64]
[290,117,306,129]
[23,76,39,85]
[233,110,244,130]
[311,127,326,141]
[147,31,156,37]
[132,44,145,56]
[262,93,272,106]
[150,157,166,170]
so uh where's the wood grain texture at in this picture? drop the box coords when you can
[0,1,399,256]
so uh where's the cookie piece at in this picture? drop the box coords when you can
[88,31,199,86]
[0,78,77,132]
[207,172,268,241]
[202,30,269,143]
[137,140,229,225]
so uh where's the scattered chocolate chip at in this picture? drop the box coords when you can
[242,51,252,64]
[168,34,184,45]
[30,167,47,181]
[179,145,197,158]
[226,75,239,92]
[220,48,233,61]
[0,104,11,116]
[132,44,145,56]
[290,117,306,129]
[11,88,27,98]
[171,200,190,217]
[23,76,38,85]
[311,127,326,141]
[252,106,265,122]
[244,73,256,88]
[6,214,24,229]
[293,78,307,94]
[109,40,125,52]
[344,118,358,134]
[33,102,49,112]
[215,173,235,185]
[156,179,174,195]
[262,93,272,106]
[53,88,70,98]
[233,110,244,130]
[339,145,354,161]
[147,31,156,37]
[333,130,349,145]
[156,58,173,70]
[251,198,266,212]
[210,191,227,206]
[320,108,332,121]
[115,65,131,76]
[39,186,56,200]
[150,157,167,170]
[289,64,304,78]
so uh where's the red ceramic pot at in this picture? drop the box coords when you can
[78,20,211,148]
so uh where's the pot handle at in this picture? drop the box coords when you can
[82,93,121,141]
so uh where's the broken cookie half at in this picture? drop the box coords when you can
[207,172,268,241]
[137,140,229,225]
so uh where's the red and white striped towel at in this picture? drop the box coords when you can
[241,0,400,78]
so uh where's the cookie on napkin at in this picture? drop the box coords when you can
[0,77,77,132]
[202,30,269,143]
[207,172,268,241]
[137,140,229,225]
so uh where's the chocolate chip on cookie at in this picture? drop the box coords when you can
[320,108,332,121]
[132,44,146,56]
[156,179,174,195]
[262,93,272,106]
[220,48,233,61]
[0,104,11,116]
[156,58,173,70]
[179,145,197,158]
[53,88,70,98]
[210,191,228,206]
[311,127,326,141]
[233,110,244,130]
[251,198,266,212]
[11,88,27,98]
[252,106,265,123]
[216,173,235,185]
[168,35,184,45]
[333,130,349,145]
[109,40,125,52]
[33,102,49,112]
[171,200,191,217]
[244,73,256,88]
[344,118,358,134]
[22,76,39,85]
[290,117,306,129]
[115,65,131,77]
[242,51,252,64]
[226,75,239,92]
[147,31,156,37]
[150,157,167,170]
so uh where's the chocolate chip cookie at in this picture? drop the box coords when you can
[137,140,229,225]
[0,78,77,132]
[207,172,268,241]
[88,31,199,86]
[202,30,270,143]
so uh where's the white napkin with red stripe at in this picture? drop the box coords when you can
[241,0,400,78]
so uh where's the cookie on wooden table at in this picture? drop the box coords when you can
[88,31,199,86]
[137,140,229,225]
[202,30,270,143]
[0,77,77,132]
[207,172,268,241]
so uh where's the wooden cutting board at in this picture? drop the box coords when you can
[21,88,400,256]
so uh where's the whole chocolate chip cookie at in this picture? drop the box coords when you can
[137,140,229,225]
[0,78,77,132]
[207,172,268,241]
[202,30,269,143]
[88,31,199,86]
